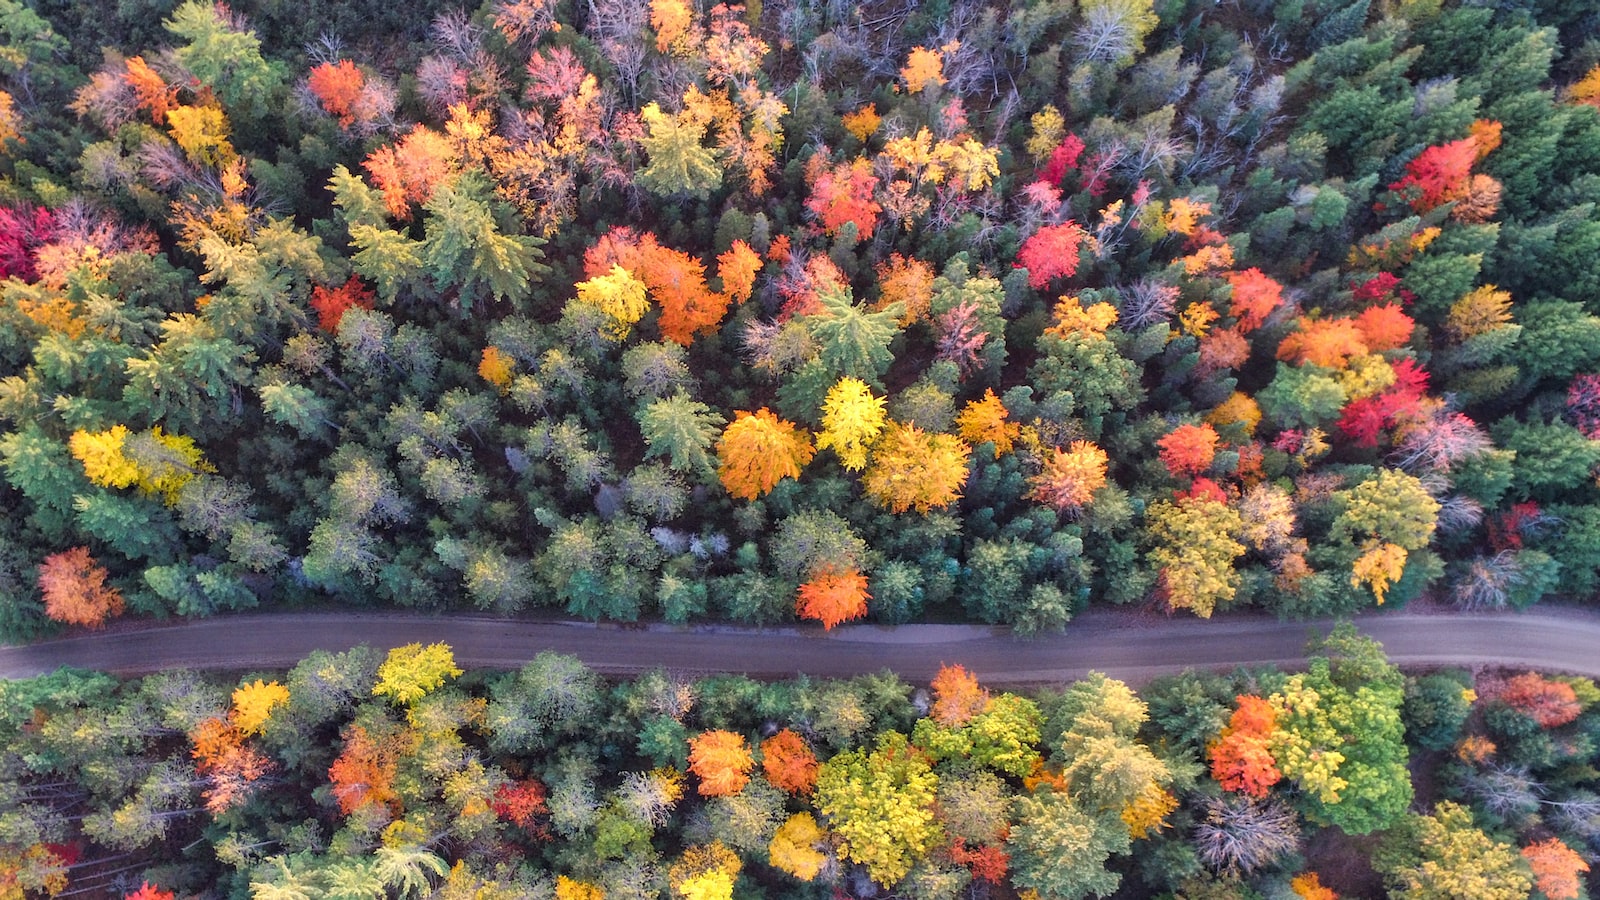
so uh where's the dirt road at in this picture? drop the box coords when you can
[3,605,1598,684]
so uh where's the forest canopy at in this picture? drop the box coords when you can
[0,0,1598,641]
[2,629,1594,899]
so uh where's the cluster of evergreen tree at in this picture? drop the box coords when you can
[2,627,1595,899]
[3,0,1600,635]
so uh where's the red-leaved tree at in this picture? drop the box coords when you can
[1016,223,1088,289]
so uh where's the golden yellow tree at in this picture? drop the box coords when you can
[862,422,971,513]
[231,680,290,736]
[574,264,650,341]
[1027,441,1108,513]
[768,813,827,881]
[956,389,1021,454]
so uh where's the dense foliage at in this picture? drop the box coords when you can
[0,0,1598,635]
[2,627,1595,898]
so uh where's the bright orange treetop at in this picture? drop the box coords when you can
[688,730,753,797]
[796,566,871,630]
[761,729,819,794]
[716,408,815,500]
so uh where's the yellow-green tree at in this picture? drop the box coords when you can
[573,264,650,341]
[814,731,940,886]
[817,377,886,471]
[1372,802,1533,900]
[1145,496,1245,617]
[373,643,463,706]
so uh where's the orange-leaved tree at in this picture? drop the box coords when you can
[1289,872,1337,900]
[716,240,762,306]
[1521,838,1589,900]
[307,60,366,128]
[1208,695,1281,798]
[328,723,405,816]
[1027,440,1108,513]
[716,408,815,500]
[1276,317,1368,369]
[796,566,871,630]
[761,729,819,794]
[1500,672,1582,728]
[190,716,273,814]
[37,547,124,628]
[1157,423,1219,479]
[1225,268,1284,333]
[930,663,989,726]
[875,253,936,325]
[688,730,753,796]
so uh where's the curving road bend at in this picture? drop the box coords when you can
[3,606,1600,685]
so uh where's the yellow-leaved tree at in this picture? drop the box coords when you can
[768,813,827,881]
[817,377,886,471]
[69,425,213,505]
[1145,496,1245,617]
[372,643,462,706]
[862,422,971,513]
[573,264,650,341]
[668,842,741,900]
[955,389,1020,454]
[231,679,290,736]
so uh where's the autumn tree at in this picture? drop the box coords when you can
[1146,496,1245,617]
[862,422,971,513]
[806,157,880,241]
[761,729,818,794]
[768,813,827,881]
[816,377,886,471]
[815,731,940,887]
[1521,838,1588,900]
[1226,268,1284,332]
[1028,441,1109,513]
[688,730,754,797]
[310,276,375,333]
[716,408,815,500]
[1499,672,1581,728]
[1017,223,1089,288]
[124,884,176,900]
[37,547,124,628]
[931,664,990,726]
[230,679,289,736]
[956,389,1020,454]
[1372,802,1532,900]
[307,60,365,127]
[796,566,871,629]
[328,722,404,816]
[1208,695,1282,798]
[373,642,462,706]
[1157,423,1219,479]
